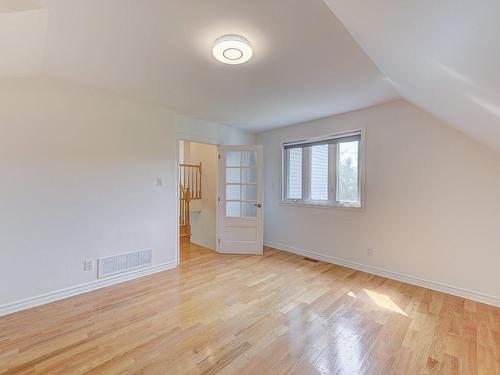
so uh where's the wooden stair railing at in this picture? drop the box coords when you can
[179,184,191,238]
[179,163,201,239]
[179,163,202,200]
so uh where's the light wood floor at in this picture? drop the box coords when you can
[1,241,499,374]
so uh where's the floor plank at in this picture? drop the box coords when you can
[1,241,499,374]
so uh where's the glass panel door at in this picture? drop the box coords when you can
[217,144,263,255]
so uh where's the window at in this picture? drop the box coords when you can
[283,131,362,207]
[286,148,302,200]
[310,144,329,200]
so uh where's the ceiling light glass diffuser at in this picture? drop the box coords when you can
[212,35,253,65]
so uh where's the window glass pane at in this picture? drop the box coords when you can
[226,168,240,183]
[287,148,302,199]
[337,141,359,203]
[242,184,257,201]
[310,144,329,200]
[242,202,257,218]
[241,151,256,167]
[226,185,240,200]
[226,151,241,167]
[242,167,256,184]
[226,201,241,217]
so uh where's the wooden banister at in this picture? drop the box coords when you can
[179,163,202,200]
[179,162,201,239]
[179,185,191,237]
[184,188,191,237]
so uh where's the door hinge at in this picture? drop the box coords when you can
[218,154,221,160]
[218,238,221,244]
[218,196,221,202]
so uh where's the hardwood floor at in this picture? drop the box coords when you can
[1,242,499,374]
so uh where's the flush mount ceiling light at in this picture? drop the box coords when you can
[212,35,253,65]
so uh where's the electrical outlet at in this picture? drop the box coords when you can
[367,248,374,256]
[84,259,93,271]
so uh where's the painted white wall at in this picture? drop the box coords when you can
[0,77,254,309]
[186,142,218,250]
[178,140,185,164]
[0,7,47,77]
[257,100,500,303]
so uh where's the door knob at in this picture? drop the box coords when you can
[254,203,262,208]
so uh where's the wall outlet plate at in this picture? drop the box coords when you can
[84,259,93,271]
[367,248,374,256]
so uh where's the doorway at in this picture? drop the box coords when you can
[178,140,218,262]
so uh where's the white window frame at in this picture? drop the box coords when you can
[282,130,364,209]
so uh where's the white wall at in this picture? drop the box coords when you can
[186,142,218,250]
[178,140,185,164]
[257,100,500,304]
[0,77,254,311]
[0,7,47,76]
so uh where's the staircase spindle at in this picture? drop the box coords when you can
[179,162,201,239]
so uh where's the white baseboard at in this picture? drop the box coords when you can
[265,241,500,308]
[0,261,177,317]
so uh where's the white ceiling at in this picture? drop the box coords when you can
[36,0,397,132]
[4,1,498,144]
[324,0,500,149]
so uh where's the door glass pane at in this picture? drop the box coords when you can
[226,168,241,183]
[241,151,256,167]
[310,144,329,200]
[337,141,359,203]
[224,149,258,218]
[226,185,240,200]
[226,151,241,167]
[242,167,256,184]
[242,184,257,201]
[287,148,302,199]
[242,202,257,218]
[226,201,241,217]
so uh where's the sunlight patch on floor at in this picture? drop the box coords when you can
[364,289,408,316]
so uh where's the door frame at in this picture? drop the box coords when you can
[175,133,219,265]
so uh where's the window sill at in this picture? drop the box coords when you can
[280,200,364,211]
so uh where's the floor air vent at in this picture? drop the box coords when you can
[98,249,153,278]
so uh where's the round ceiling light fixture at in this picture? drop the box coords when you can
[212,35,253,65]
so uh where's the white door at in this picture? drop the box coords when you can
[217,145,264,254]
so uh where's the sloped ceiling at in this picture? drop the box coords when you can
[323,0,500,149]
[39,0,397,131]
[5,0,498,144]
